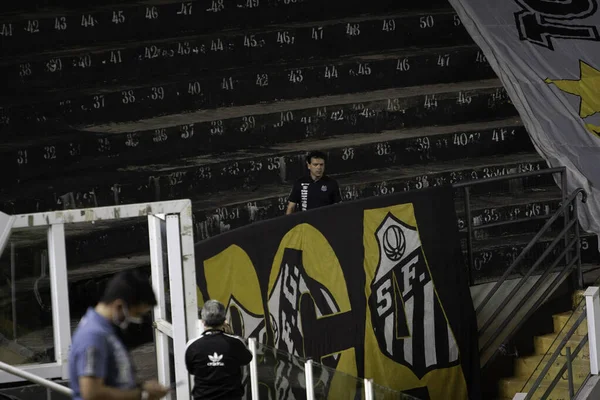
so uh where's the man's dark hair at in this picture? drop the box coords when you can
[305,151,327,164]
[100,270,157,307]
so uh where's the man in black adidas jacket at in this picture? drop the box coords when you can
[185,300,253,400]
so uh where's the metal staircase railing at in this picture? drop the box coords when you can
[0,212,15,263]
[0,361,72,397]
[522,300,589,399]
[2,339,416,400]
[476,187,587,364]
[454,166,567,286]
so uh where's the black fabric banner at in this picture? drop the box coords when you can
[195,185,481,400]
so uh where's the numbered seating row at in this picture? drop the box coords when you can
[1,10,472,92]
[0,0,131,15]
[469,230,599,284]
[1,252,148,343]
[5,155,580,302]
[2,80,514,185]
[190,164,569,230]
[456,188,563,232]
[0,150,563,275]
[0,112,530,219]
[189,154,596,285]
[0,45,494,135]
[0,0,452,56]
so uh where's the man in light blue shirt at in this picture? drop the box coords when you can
[69,270,169,400]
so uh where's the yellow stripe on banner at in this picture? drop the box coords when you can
[268,223,352,314]
[268,223,357,399]
[203,245,265,337]
[586,123,600,137]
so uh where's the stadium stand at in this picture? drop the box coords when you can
[0,0,598,398]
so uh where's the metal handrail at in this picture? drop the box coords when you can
[452,166,566,188]
[540,337,588,399]
[480,237,579,355]
[475,187,587,315]
[0,361,73,397]
[478,187,587,366]
[465,214,552,232]
[524,311,588,400]
[479,219,577,334]
[453,166,567,286]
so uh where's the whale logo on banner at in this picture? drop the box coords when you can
[447,0,600,245]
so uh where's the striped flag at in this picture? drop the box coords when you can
[368,212,461,379]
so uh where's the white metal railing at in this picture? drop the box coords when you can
[1,344,378,400]
[513,286,600,399]
[305,359,316,400]
[0,204,392,400]
[248,338,260,400]
[365,379,375,400]
[0,211,14,257]
[0,201,198,400]
[246,337,377,399]
[0,361,73,397]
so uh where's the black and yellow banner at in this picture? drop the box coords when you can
[195,185,481,400]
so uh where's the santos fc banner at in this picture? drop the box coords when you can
[195,186,480,400]
[448,0,600,245]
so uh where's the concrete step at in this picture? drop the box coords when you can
[6,119,530,202]
[0,0,452,56]
[471,230,598,284]
[0,0,152,16]
[1,185,576,289]
[456,187,562,239]
[0,46,497,132]
[501,312,591,399]
[1,11,475,93]
[188,182,567,243]
[534,333,588,358]
[0,132,542,216]
[514,354,590,379]
[457,188,561,227]
[1,80,516,184]
[0,151,558,271]
[496,305,591,400]
[499,377,585,400]
[553,311,587,336]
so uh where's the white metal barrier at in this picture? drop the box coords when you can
[585,287,600,376]
[0,201,198,400]
[0,203,379,399]
[0,211,14,257]
[0,360,73,397]
[248,338,260,400]
[305,360,315,400]
[512,286,600,399]
[365,378,375,400]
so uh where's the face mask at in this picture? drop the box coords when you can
[114,304,144,330]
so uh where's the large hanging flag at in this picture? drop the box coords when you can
[448,0,600,242]
[195,186,481,400]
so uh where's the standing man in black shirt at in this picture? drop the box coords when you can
[185,300,252,400]
[286,151,342,214]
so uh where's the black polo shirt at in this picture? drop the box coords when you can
[288,175,342,212]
